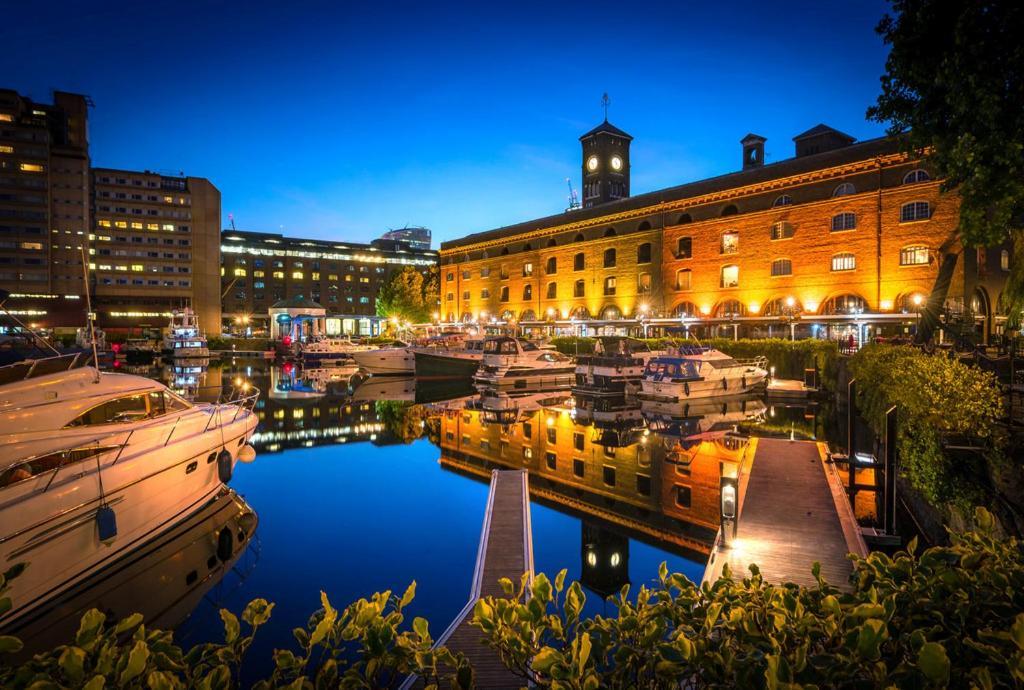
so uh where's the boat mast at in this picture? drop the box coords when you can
[80,245,101,383]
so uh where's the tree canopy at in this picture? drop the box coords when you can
[867,0,1024,324]
[375,266,434,325]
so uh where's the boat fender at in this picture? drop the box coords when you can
[96,505,118,543]
[683,381,690,397]
[741,375,746,390]
[237,444,257,463]
[217,449,233,483]
[217,526,234,562]
[722,378,728,390]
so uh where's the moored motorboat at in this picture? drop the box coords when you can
[0,352,259,621]
[350,340,414,375]
[638,347,768,401]
[299,336,371,365]
[161,308,209,359]
[572,337,661,398]
[473,336,575,392]
[413,338,484,379]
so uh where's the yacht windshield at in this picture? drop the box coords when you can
[66,390,188,427]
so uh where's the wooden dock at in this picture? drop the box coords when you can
[402,470,533,689]
[703,438,867,590]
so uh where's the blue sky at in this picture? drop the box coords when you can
[1,0,892,245]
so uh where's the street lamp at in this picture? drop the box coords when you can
[720,476,739,544]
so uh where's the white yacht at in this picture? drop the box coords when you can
[473,336,575,392]
[299,336,371,365]
[0,353,258,621]
[638,346,768,402]
[413,338,485,379]
[573,337,661,398]
[349,340,413,375]
[161,308,209,360]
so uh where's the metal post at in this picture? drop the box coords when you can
[848,378,857,493]
[883,405,898,535]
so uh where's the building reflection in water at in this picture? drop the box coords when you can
[4,489,257,659]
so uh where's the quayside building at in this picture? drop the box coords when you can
[439,119,1012,344]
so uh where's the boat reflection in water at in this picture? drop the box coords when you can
[3,489,257,659]
[425,392,765,571]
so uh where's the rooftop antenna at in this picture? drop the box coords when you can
[229,213,236,231]
[601,92,611,121]
[79,244,101,382]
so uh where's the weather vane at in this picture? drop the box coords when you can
[601,93,610,121]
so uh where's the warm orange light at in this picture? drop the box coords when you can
[700,305,711,316]
[804,301,818,313]
[560,308,570,319]
[785,296,795,308]
[879,300,893,311]
[748,302,760,314]
[912,294,924,306]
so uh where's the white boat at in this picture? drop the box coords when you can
[161,308,209,360]
[638,346,768,401]
[76,327,106,351]
[0,352,258,621]
[412,338,485,379]
[473,336,575,392]
[299,336,372,365]
[349,340,414,375]
[573,337,662,398]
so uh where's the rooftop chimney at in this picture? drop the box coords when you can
[792,124,855,157]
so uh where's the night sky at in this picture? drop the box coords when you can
[1,0,892,245]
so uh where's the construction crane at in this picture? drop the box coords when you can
[565,178,581,211]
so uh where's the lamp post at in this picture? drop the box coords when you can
[720,476,739,546]
[911,293,924,339]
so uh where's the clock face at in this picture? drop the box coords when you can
[610,155,623,171]
[586,156,599,172]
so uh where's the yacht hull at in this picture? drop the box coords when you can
[639,371,767,401]
[351,348,414,375]
[413,350,481,380]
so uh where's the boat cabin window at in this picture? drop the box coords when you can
[484,339,520,355]
[1,444,117,489]
[537,352,567,362]
[66,391,186,427]
[518,340,539,351]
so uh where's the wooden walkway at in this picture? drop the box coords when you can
[402,470,533,689]
[704,438,867,590]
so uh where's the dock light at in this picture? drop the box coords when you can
[912,294,924,307]
[721,476,738,521]
[804,301,818,313]
[546,415,556,427]
[639,303,649,314]
[880,299,894,311]
[432,311,439,321]
[234,376,244,387]
[700,305,711,316]
[561,308,570,319]
[785,296,796,308]
[769,366,775,379]
[748,302,760,314]
[547,307,556,317]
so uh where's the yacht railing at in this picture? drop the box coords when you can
[201,385,261,433]
[0,352,94,387]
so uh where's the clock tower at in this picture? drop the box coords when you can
[579,118,632,208]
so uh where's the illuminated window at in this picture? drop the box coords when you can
[162,224,174,231]
[98,220,111,227]
[833,182,856,197]
[19,163,44,172]
[675,268,691,290]
[131,264,144,272]
[292,271,304,279]
[19,241,42,250]
[900,245,930,266]
[0,145,12,154]
[253,270,265,278]
[0,114,11,122]
[831,253,856,271]
[312,272,320,280]
[147,223,159,230]
[523,262,533,277]
[676,237,692,258]
[130,222,142,229]
[114,221,128,229]
[603,276,616,295]
[273,271,285,279]
[638,273,651,294]
[1001,249,1010,271]
[770,222,795,240]
[359,277,370,283]
[523,284,533,300]
[328,274,338,280]
[234,268,247,277]
[720,264,739,288]
[720,232,739,254]
[900,202,931,222]
[163,196,173,203]
[481,288,490,298]
[770,258,792,276]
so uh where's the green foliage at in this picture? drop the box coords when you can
[4,512,1024,687]
[549,337,838,390]
[375,400,429,444]
[473,508,1024,688]
[849,344,1006,510]
[868,0,1024,323]
[376,267,434,325]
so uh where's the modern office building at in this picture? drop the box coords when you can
[377,225,431,250]
[0,88,223,334]
[440,119,1013,343]
[220,229,438,335]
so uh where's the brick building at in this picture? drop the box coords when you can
[440,120,1012,343]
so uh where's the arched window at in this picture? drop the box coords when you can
[831,213,857,231]
[600,305,621,320]
[672,301,698,318]
[481,250,489,259]
[675,268,692,290]
[770,221,795,240]
[546,282,557,299]
[903,169,930,184]
[523,243,532,251]
[637,242,652,264]
[500,309,515,321]
[603,276,616,296]
[545,256,557,274]
[831,252,856,271]
[520,309,536,321]
[574,252,585,271]
[574,233,585,242]
[770,258,792,276]
[522,284,533,300]
[833,182,856,197]
[900,245,930,266]
[603,248,616,267]
[715,299,745,317]
[461,313,473,323]
[762,297,802,317]
[604,227,617,237]
[500,246,510,256]
[821,294,866,315]
[900,202,931,222]
[570,306,590,319]
[546,238,557,247]
[637,221,652,232]
[720,264,739,288]
[573,279,585,297]
[895,293,927,313]
[772,194,793,207]
[677,213,693,225]
[721,204,739,216]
